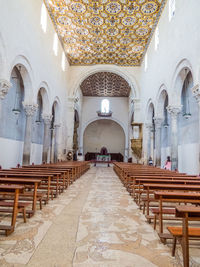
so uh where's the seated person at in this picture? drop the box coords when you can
[164,156,171,170]
[148,156,153,166]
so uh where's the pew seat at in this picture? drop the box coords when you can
[167,226,200,256]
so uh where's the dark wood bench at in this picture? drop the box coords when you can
[0,184,24,235]
[167,206,200,267]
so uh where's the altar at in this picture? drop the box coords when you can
[91,147,112,166]
[96,155,111,162]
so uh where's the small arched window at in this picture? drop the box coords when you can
[101,99,109,113]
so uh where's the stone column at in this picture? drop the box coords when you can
[192,84,200,174]
[67,97,75,154]
[154,117,163,167]
[144,123,152,164]
[22,102,38,165]
[0,79,12,118]
[124,147,129,162]
[42,113,52,163]
[54,123,61,162]
[50,127,55,163]
[167,105,182,170]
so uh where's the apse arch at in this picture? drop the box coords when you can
[80,116,128,158]
[83,118,126,159]
[70,66,140,99]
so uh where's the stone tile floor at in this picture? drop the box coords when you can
[0,166,199,266]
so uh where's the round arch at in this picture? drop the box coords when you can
[8,55,34,101]
[83,118,126,159]
[80,116,128,156]
[170,58,194,106]
[145,99,155,122]
[155,84,168,118]
[51,96,61,125]
[36,82,50,114]
[70,66,140,99]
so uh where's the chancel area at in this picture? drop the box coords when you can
[0,0,200,266]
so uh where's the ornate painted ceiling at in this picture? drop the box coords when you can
[80,72,131,96]
[45,0,166,66]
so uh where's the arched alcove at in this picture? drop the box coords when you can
[177,70,199,174]
[73,109,79,160]
[50,99,61,163]
[83,119,125,161]
[0,66,26,168]
[158,91,171,167]
[145,101,155,163]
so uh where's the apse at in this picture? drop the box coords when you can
[83,119,125,158]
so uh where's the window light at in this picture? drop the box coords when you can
[53,33,58,56]
[101,99,109,114]
[41,3,47,33]
[61,52,66,71]
[169,0,175,22]
[155,27,159,51]
[144,53,148,72]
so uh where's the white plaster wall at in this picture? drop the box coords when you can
[178,143,199,175]
[83,120,125,156]
[139,0,200,116]
[81,96,129,154]
[0,0,200,173]
[81,97,128,130]
[0,0,70,167]
[138,0,200,174]
[161,146,171,169]
[30,143,43,165]
[0,137,23,168]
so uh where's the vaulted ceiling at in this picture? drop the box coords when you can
[80,72,131,97]
[45,0,166,66]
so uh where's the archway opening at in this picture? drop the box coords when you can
[0,66,26,168]
[178,70,199,174]
[83,119,125,162]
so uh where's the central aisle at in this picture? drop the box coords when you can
[27,166,179,267]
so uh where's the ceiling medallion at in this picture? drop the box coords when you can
[45,0,167,66]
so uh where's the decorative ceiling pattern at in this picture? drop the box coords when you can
[80,72,131,96]
[45,0,166,66]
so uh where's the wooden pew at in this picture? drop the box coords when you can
[167,206,200,267]
[0,184,24,236]
[143,184,200,225]
[0,172,54,203]
[154,191,200,242]
[0,177,41,216]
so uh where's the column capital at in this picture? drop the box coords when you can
[191,84,200,106]
[22,101,38,116]
[154,117,163,129]
[54,123,61,128]
[67,97,75,111]
[167,105,182,118]
[0,79,12,99]
[145,122,153,130]
[42,113,53,124]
